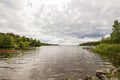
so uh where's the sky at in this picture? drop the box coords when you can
[0,0,120,45]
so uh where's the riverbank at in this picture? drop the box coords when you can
[0,49,17,53]
[80,45,120,79]
[84,62,120,80]
[91,45,120,79]
[0,47,37,58]
[93,44,120,54]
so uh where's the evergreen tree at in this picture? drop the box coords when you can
[111,20,120,43]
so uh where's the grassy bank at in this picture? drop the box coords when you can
[92,44,120,78]
[93,44,120,67]
[93,44,120,54]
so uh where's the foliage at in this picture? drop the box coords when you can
[100,37,113,44]
[0,32,46,48]
[93,20,120,52]
[0,34,14,48]
[114,72,120,79]
[93,44,120,53]
[18,41,25,48]
[67,78,74,80]
[80,41,100,46]
[105,73,113,79]
[111,20,120,44]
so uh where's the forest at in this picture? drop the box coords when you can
[80,41,100,46]
[0,32,48,48]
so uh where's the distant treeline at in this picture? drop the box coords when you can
[0,32,49,48]
[80,41,100,46]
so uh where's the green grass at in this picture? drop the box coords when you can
[105,72,120,79]
[67,78,74,80]
[114,72,120,79]
[105,73,113,79]
[93,44,120,53]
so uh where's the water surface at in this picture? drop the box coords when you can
[0,46,105,80]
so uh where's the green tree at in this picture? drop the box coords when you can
[37,40,41,46]
[30,39,37,46]
[18,41,25,48]
[0,34,4,47]
[111,20,120,43]
[1,35,15,48]
[100,37,112,44]
[0,32,47,48]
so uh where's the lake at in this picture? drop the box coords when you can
[0,46,107,80]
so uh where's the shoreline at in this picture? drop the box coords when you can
[0,49,17,53]
[82,46,120,79]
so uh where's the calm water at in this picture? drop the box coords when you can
[0,46,106,80]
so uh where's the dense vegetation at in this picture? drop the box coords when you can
[79,41,100,46]
[93,20,120,53]
[0,32,48,48]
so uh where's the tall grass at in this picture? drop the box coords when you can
[93,44,120,53]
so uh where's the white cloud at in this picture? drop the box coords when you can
[0,0,120,45]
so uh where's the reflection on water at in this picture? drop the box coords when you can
[0,46,105,80]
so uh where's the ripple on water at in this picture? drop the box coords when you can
[0,46,108,80]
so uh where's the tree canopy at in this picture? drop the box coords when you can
[111,20,120,43]
[0,32,45,48]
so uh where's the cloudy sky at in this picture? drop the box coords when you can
[0,0,120,45]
